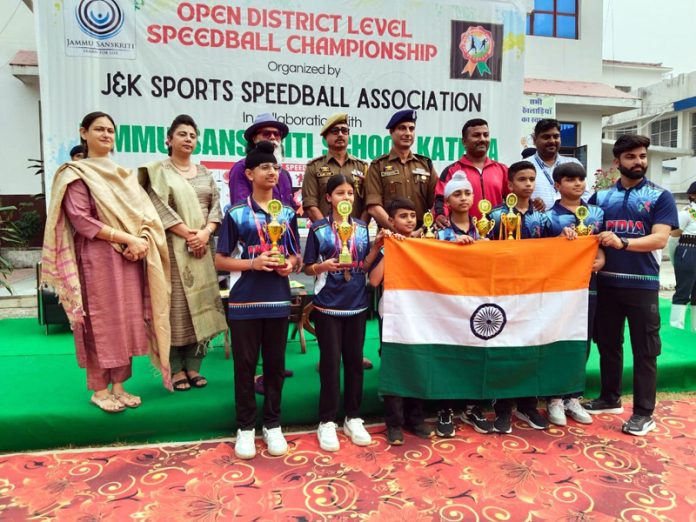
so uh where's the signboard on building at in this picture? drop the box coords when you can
[520,93,555,149]
[36,0,526,204]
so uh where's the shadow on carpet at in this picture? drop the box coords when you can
[1,400,694,521]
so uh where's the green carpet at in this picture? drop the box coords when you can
[1,299,694,453]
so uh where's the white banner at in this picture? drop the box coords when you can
[36,0,526,204]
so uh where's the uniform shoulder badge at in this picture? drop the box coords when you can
[414,153,434,169]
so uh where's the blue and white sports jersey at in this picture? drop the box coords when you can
[545,200,604,237]
[489,203,552,239]
[589,178,678,290]
[303,216,370,315]
[437,221,481,241]
[217,198,300,320]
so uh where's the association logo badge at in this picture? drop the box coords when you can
[450,21,503,81]
[75,0,124,40]
[64,0,136,59]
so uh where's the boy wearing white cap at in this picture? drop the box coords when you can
[434,173,495,437]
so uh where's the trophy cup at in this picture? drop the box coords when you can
[574,205,594,236]
[472,199,495,238]
[265,199,286,265]
[422,211,436,238]
[500,193,521,240]
[335,200,354,265]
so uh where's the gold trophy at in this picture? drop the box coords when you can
[472,199,495,238]
[574,206,594,236]
[335,200,354,265]
[422,211,436,238]
[265,199,286,265]
[500,193,521,240]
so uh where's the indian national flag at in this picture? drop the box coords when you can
[380,236,598,399]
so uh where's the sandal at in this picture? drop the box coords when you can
[91,393,126,413]
[188,374,208,388]
[113,391,141,408]
[173,378,191,391]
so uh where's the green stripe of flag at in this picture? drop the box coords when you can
[379,341,587,399]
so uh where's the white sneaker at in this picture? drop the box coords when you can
[317,422,340,452]
[343,417,372,446]
[565,398,593,424]
[547,399,567,426]
[235,429,256,459]
[262,426,288,456]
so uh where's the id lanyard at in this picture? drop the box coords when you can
[534,155,557,194]
[247,196,267,249]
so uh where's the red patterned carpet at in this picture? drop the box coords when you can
[1,400,694,521]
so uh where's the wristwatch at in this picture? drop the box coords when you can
[620,237,629,250]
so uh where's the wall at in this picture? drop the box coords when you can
[557,106,603,185]
[602,63,670,92]
[0,2,40,197]
[604,71,696,194]
[524,0,603,82]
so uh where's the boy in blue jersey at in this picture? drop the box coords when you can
[489,161,553,240]
[584,134,678,436]
[489,161,552,433]
[215,141,301,459]
[545,162,605,426]
[368,198,435,445]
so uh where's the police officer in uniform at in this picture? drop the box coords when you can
[302,113,369,223]
[365,110,437,230]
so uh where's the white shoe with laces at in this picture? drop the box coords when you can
[262,426,288,456]
[317,421,340,452]
[565,398,593,424]
[235,429,256,460]
[547,398,567,426]
[343,417,372,446]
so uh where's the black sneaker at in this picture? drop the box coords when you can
[461,406,494,434]
[582,398,624,415]
[515,408,550,430]
[404,422,435,439]
[386,425,404,445]
[622,414,656,436]
[493,413,512,434]
[436,409,456,438]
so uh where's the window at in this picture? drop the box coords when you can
[559,121,578,147]
[615,125,637,138]
[691,113,696,154]
[527,0,578,39]
[650,117,678,148]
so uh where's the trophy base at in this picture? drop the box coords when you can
[273,253,286,265]
[339,253,353,265]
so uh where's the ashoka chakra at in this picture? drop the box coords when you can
[470,303,506,340]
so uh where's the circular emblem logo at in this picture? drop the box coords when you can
[267,199,283,216]
[76,0,124,40]
[337,200,353,217]
[459,26,494,64]
[470,303,506,340]
[575,206,589,220]
[478,199,492,215]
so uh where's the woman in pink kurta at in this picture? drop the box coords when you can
[42,111,171,413]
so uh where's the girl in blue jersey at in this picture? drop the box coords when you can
[304,174,383,452]
[215,141,301,460]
